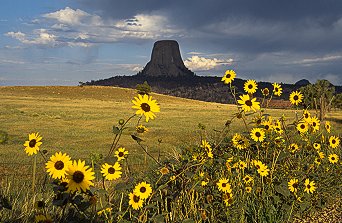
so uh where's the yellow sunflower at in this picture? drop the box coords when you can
[23,132,42,156]
[308,116,320,132]
[217,178,232,193]
[314,157,322,165]
[288,179,299,193]
[223,192,234,206]
[134,182,153,200]
[243,174,254,184]
[250,128,265,142]
[296,122,309,134]
[313,143,321,150]
[238,160,247,170]
[114,147,129,161]
[66,160,95,192]
[136,124,148,133]
[129,192,144,210]
[329,136,340,149]
[304,179,316,194]
[262,118,273,131]
[232,133,249,149]
[132,94,160,122]
[328,154,339,164]
[35,214,52,223]
[253,160,269,177]
[324,121,331,133]
[221,69,236,84]
[272,83,282,96]
[46,152,72,179]
[244,80,258,94]
[101,162,122,180]
[245,187,252,193]
[261,88,270,96]
[237,94,260,112]
[273,120,283,134]
[302,109,311,120]
[289,91,303,106]
[289,143,299,153]
[160,167,170,175]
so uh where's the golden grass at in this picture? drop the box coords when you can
[0,86,341,177]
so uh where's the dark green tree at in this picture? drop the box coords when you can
[136,81,152,95]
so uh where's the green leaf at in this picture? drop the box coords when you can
[113,126,121,134]
[182,219,195,223]
[275,184,290,197]
[152,214,165,222]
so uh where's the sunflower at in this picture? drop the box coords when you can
[253,160,269,177]
[132,94,160,122]
[160,167,170,175]
[232,133,249,149]
[250,128,265,142]
[289,143,299,153]
[288,179,299,193]
[316,153,324,161]
[273,120,283,134]
[308,116,320,132]
[328,154,339,164]
[46,152,72,179]
[23,132,42,156]
[329,136,340,149]
[302,109,311,120]
[136,124,148,133]
[289,91,303,105]
[313,143,321,150]
[261,88,270,96]
[243,175,254,184]
[101,162,122,180]
[217,178,232,193]
[244,80,258,94]
[272,83,282,96]
[134,182,152,200]
[66,160,95,192]
[238,160,247,170]
[35,214,52,223]
[323,121,331,133]
[221,69,236,84]
[304,179,316,194]
[201,178,209,186]
[201,139,213,158]
[114,147,129,161]
[129,192,144,210]
[314,157,322,165]
[97,207,112,216]
[262,118,273,131]
[245,187,252,193]
[237,94,260,112]
[223,192,234,206]
[296,122,309,134]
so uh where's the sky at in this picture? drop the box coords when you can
[1,0,342,86]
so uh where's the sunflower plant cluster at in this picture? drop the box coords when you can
[14,73,341,222]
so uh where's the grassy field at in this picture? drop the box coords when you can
[0,86,341,177]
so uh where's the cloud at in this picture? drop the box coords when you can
[6,29,58,46]
[290,55,342,66]
[117,64,143,72]
[184,56,233,71]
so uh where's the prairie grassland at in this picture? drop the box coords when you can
[0,86,341,177]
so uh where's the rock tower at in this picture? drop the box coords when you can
[139,40,194,77]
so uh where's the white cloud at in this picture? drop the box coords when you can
[184,56,233,71]
[43,7,103,26]
[292,55,342,65]
[117,64,143,72]
[6,7,182,48]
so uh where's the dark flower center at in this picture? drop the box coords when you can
[331,157,335,160]
[276,127,280,131]
[257,119,261,125]
[133,195,140,203]
[245,100,253,107]
[141,103,151,112]
[29,139,37,147]
[226,74,231,78]
[300,124,305,129]
[263,89,269,94]
[304,114,309,118]
[140,187,146,193]
[118,152,124,157]
[255,132,261,137]
[248,84,253,89]
[275,87,279,92]
[293,183,298,188]
[313,122,316,126]
[316,159,321,162]
[245,177,250,181]
[72,171,85,183]
[332,139,336,144]
[222,183,227,188]
[307,184,311,189]
[238,139,244,145]
[54,161,64,170]
[291,146,296,150]
[256,165,260,169]
[294,95,299,100]
[265,125,269,130]
[108,167,115,174]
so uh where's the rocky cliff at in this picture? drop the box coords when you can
[139,40,194,77]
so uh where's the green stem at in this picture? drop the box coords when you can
[32,155,37,193]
